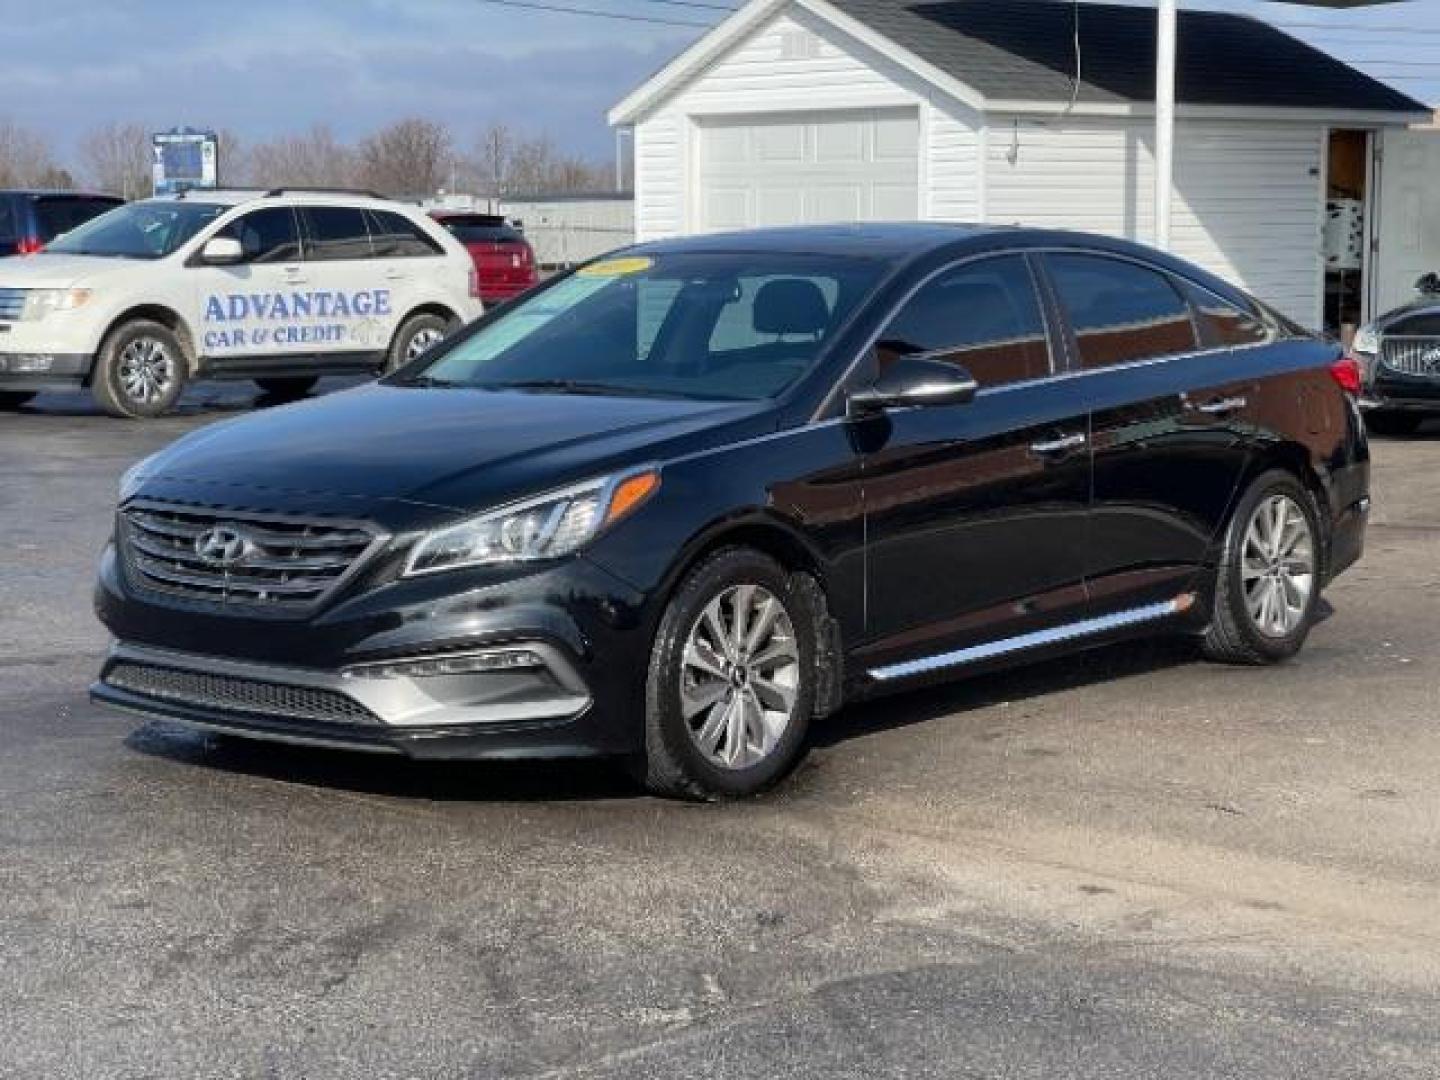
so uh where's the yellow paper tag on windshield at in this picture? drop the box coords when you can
[578,256,653,278]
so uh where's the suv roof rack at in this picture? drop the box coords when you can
[263,186,387,199]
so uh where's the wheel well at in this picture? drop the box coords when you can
[664,520,845,717]
[403,303,459,328]
[97,305,197,378]
[1245,445,1333,571]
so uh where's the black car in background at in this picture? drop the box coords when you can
[1352,273,1440,435]
[92,225,1370,799]
[0,190,124,256]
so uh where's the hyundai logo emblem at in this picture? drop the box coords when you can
[193,526,253,567]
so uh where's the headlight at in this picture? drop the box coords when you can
[404,468,660,577]
[19,288,92,321]
[1352,322,1380,356]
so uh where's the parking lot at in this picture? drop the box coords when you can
[3,385,1439,1078]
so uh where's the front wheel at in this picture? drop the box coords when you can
[1202,470,1322,665]
[634,549,818,800]
[0,391,35,410]
[91,320,188,419]
[384,312,452,374]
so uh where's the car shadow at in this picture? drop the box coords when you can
[123,722,640,803]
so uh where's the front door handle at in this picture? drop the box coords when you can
[1184,395,1247,417]
[1029,433,1088,457]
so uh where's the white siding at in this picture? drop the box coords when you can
[984,115,1323,326]
[628,4,981,239]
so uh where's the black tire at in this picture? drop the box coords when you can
[384,312,452,374]
[1365,410,1423,437]
[1201,469,1323,666]
[254,376,318,401]
[91,319,188,419]
[633,548,820,800]
[0,391,35,410]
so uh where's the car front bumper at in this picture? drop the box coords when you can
[0,350,92,390]
[92,539,655,760]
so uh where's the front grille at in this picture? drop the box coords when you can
[0,287,25,322]
[121,503,381,611]
[1380,336,1440,378]
[106,661,381,725]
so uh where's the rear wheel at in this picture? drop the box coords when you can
[91,320,187,419]
[0,391,35,410]
[254,376,318,401]
[384,312,452,374]
[1365,410,1423,437]
[634,548,817,800]
[1202,470,1321,665]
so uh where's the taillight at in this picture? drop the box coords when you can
[468,266,481,300]
[1330,355,1362,396]
[16,236,42,255]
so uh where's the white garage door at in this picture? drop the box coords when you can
[697,109,920,232]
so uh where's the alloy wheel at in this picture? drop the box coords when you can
[1241,493,1315,638]
[680,583,800,770]
[117,337,176,406]
[406,326,446,362]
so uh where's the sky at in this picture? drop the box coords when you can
[3,0,1438,172]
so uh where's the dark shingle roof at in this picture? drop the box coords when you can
[826,0,1428,113]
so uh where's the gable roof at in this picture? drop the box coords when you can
[826,0,1428,113]
[611,0,1430,124]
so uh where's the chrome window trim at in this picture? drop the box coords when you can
[815,242,1278,423]
[868,598,1184,683]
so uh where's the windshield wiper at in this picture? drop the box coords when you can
[400,374,463,388]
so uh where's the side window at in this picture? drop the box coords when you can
[880,255,1051,388]
[708,275,839,354]
[1046,253,1197,369]
[1178,280,1272,349]
[301,206,373,262]
[216,207,301,264]
[367,209,443,258]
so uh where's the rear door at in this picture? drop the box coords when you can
[856,253,1093,681]
[1041,252,1258,615]
[297,205,394,357]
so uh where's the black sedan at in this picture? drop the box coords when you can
[1352,273,1440,436]
[92,224,1370,799]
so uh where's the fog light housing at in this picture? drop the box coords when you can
[341,648,547,681]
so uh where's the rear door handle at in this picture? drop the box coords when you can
[1184,395,1247,417]
[1029,433,1088,457]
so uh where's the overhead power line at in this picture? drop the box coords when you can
[470,0,714,28]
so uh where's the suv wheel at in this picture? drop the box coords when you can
[634,548,817,800]
[254,376,318,401]
[385,312,452,374]
[92,320,188,419]
[1365,410,1423,437]
[0,391,35,410]
[1202,470,1321,665]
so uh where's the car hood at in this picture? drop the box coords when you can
[0,252,140,288]
[136,383,770,517]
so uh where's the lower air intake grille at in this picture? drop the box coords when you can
[106,662,381,726]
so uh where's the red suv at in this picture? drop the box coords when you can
[429,212,538,305]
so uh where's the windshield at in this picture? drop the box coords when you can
[411,252,885,401]
[45,201,227,260]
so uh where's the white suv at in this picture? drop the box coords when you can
[0,188,484,418]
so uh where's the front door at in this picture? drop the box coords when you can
[191,206,303,368]
[1041,252,1258,616]
[854,254,1092,681]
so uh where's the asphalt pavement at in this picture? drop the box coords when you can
[2,382,1438,1079]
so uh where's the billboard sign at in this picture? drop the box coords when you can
[152,129,219,195]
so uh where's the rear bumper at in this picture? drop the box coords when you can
[90,641,608,761]
[1329,496,1369,583]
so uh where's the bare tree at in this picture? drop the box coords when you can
[215,128,248,187]
[0,120,66,188]
[472,123,609,197]
[356,118,453,197]
[475,123,516,195]
[246,125,354,190]
[80,122,151,198]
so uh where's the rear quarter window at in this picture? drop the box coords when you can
[370,209,445,257]
[1178,280,1273,349]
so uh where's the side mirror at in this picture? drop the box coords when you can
[847,354,978,419]
[1415,272,1440,295]
[199,237,244,266]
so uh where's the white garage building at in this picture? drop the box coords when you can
[609,0,1433,330]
